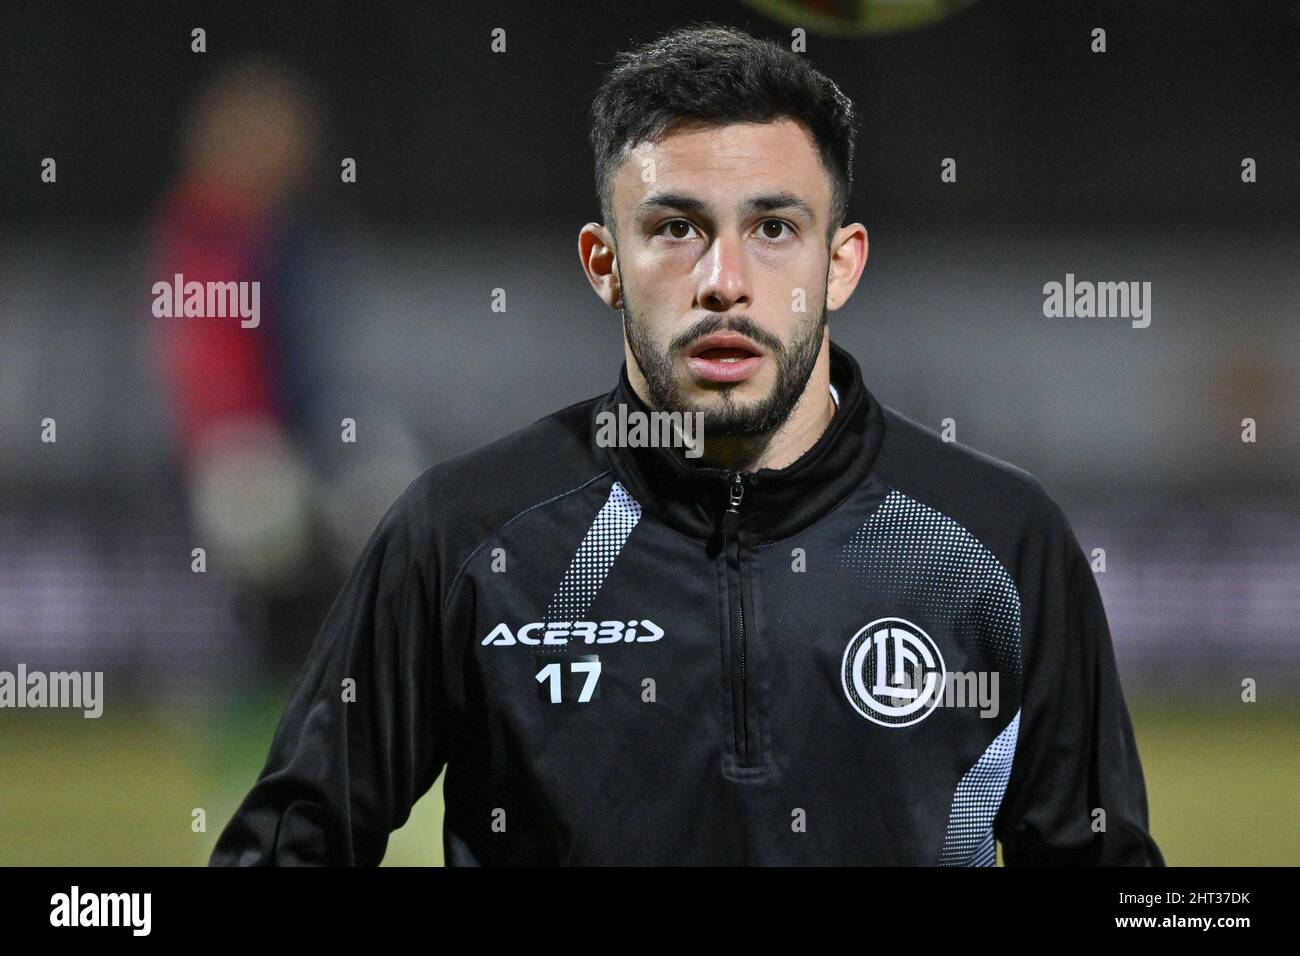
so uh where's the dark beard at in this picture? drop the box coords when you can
[622,295,827,439]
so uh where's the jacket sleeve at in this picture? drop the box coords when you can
[994,492,1164,866]
[209,480,448,865]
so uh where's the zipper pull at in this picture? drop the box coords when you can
[727,471,746,513]
[721,471,745,540]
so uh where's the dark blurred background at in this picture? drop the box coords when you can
[0,0,1296,865]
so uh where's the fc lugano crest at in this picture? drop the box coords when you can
[841,617,946,727]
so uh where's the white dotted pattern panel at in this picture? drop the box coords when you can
[939,708,1021,866]
[838,489,1021,678]
[542,480,642,622]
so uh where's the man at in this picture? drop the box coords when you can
[211,24,1163,866]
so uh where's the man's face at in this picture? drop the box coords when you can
[607,118,836,437]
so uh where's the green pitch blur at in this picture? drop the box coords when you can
[1,692,1295,866]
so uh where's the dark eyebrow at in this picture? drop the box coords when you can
[741,192,815,221]
[636,192,707,218]
[636,191,815,222]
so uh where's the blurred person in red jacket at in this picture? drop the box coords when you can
[150,59,336,673]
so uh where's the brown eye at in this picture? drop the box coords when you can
[761,220,788,240]
[666,220,691,239]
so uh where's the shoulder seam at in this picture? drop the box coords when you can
[444,469,613,600]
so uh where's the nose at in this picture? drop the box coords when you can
[695,233,752,313]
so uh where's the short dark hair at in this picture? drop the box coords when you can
[589,23,857,242]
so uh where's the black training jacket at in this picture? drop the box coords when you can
[210,341,1164,866]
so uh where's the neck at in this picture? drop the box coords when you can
[628,334,837,473]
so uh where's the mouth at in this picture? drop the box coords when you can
[684,333,764,384]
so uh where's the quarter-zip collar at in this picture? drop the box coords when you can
[596,340,885,543]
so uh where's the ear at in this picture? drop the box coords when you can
[826,223,868,311]
[578,222,622,309]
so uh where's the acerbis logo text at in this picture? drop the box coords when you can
[482,620,664,646]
